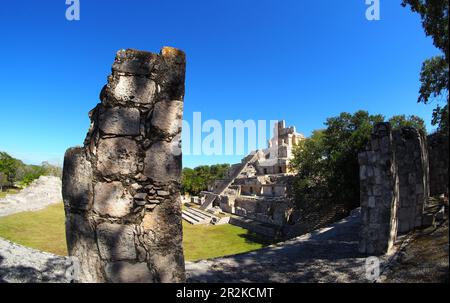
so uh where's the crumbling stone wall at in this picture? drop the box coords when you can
[359,123,435,255]
[393,127,429,233]
[427,132,449,196]
[62,47,186,283]
[358,123,399,255]
[233,196,291,227]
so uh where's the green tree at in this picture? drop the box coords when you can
[0,172,6,192]
[388,115,427,132]
[402,0,449,133]
[0,152,63,188]
[181,164,230,196]
[0,152,22,185]
[290,111,385,213]
[20,165,47,187]
[290,111,427,217]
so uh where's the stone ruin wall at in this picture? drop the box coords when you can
[393,127,429,233]
[62,47,186,283]
[233,196,291,227]
[359,123,431,255]
[427,132,449,197]
[358,123,399,255]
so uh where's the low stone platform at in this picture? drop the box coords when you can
[228,215,279,238]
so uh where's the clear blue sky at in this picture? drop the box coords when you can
[0,0,441,168]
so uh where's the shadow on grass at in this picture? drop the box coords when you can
[237,231,274,246]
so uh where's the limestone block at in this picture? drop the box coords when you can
[105,261,154,283]
[368,151,377,164]
[109,75,156,104]
[151,101,183,135]
[97,138,138,176]
[142,209,159,232]
[373,185,382,196]
[142,199,183,247]
[93,182,133,217]
[360,165,367,180]
[368,197,375,208]
[149,251,185,283]
[99,107,140,136]
[380,136,390,152]
[358,152,367,164]
[371,139,379,151]
[65,213,106,282]
[112,49,158,76]
[144,139,181,182]
[97,223,137,261]
[62,147,93,210]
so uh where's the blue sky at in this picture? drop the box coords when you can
[0,0,441,168]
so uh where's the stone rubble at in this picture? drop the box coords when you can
[0,176,62,217]
[0,237,75,283]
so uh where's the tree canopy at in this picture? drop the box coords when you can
[290,111,426,214]
[0,151,62,189]
[182,164,230,196]
[388,115,426,132]
[402,0,449,133]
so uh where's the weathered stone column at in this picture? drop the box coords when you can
[358,123,399,255]
[393,127,429,233]
[62,47,186,282]
[427,132,449,197]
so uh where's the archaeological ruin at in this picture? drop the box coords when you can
[181,121,305,237]
[428,132,449,197]
[359,122,447,255]
[358,123,400,255]
[62,47,186,283]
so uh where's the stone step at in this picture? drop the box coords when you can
[182,210,204,223]
[182,211,207,224]
[182,210,209,224]
[187,207,217,220]
[183,209,210,222]
[182,213,203,225]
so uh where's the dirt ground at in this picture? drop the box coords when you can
[382,220,449,283]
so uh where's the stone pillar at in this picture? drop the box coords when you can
[358,123,399,255]
[427,132,449,197]
[62,47,186,283]
[393,127,429,233]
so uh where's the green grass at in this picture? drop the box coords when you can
[0,203,68,256]
[183,221,271,261]
[0,203,271,261]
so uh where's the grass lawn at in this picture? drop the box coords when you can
[183,221,271,261]
[0,203,271,261]
[0,203,68,255]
